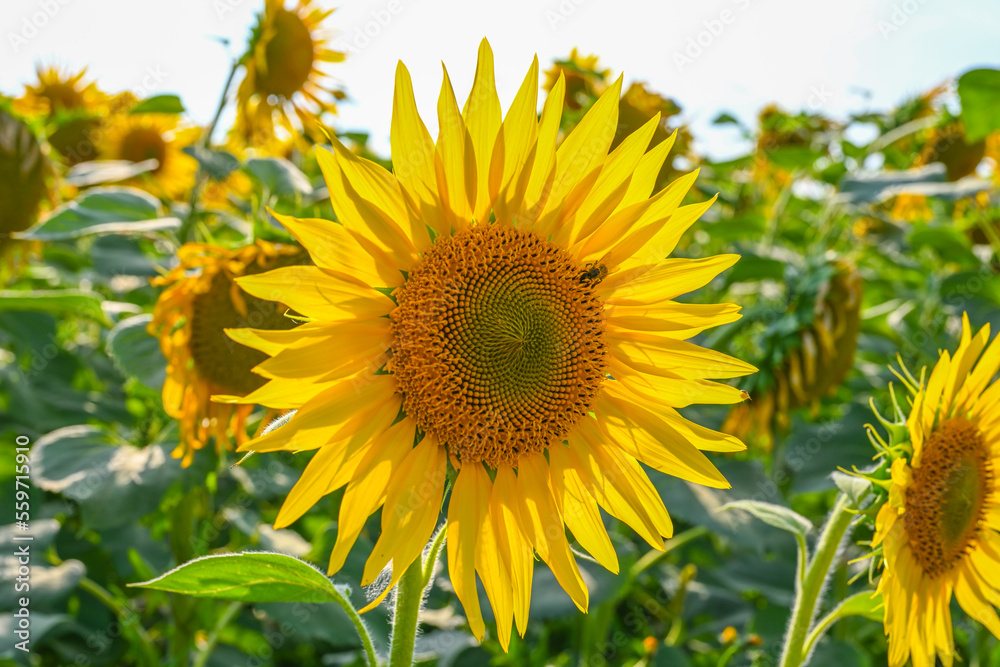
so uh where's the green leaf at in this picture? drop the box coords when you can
[830,591,883,623]
[244,157,312,196]
[63,159,158,187]
[183,146,240,181]
[831,472,872,508]
[958,68,1000,142]
[0,290,109,326]
[32,425,180,529]
[717,500,813,539]
[130,94,185,114]
[766,146,822,171]
[21,187,179,241]
[131,552,353,604]
[712,112,741,126]
[106,314,167,389]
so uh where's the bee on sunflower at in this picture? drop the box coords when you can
[230,0,346,152]
[863,314,1000,667]
[148,241,309,466]
[724,259,862,449]
[219,39,755,650]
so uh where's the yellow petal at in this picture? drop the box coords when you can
[269,209,404,288]
[607,302,742,337]
[462,38,502,224]
[328,418,416,574]
[516,452,589,613]
[520,73,563,229]
[609,329,757,380]
[557,112,660,247]
[390,61,444,237]
[239,374,398,452]
[447,461,490,640]
[550,457,619,574]
[254,321,391,381]
[535,76,623,239]
[613,131,677,213]
[609,357,748,409]
[236,265,394,322]
[475,476,514,652]
[599,254,740,304]
[435,64,476,231]
[490,56,539,226]
[492,466,534,636]
[597,387,732,488]
[361,434,446,590]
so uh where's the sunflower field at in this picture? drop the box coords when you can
[3,3,1000,667]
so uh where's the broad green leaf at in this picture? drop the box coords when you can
[0,290,110,326]
[836,164,945,204]
[63,159,158,187]
[21,187,179,241]
[32,426,179,530]
[130,94,185,114]
[717,500,813,539]
[245,157,312,196]
[958,68,1000,142]
[131,552,352,604]
[183,145,240,181]
[830,591,883,623]
[0,560,85,611]
[106,315,167,389]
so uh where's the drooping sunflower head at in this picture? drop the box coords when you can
[98,109,199,200]
[14,65,107,118]
[148,241,309,466]
[223,39,755,650]
[0,109,50,277]
[543,48,610,113]
[915,119,986,182]
[231,0,346,151]
[724,259,862,449]
[866,314,1000,667]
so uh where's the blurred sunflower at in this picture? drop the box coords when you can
[754,104,834,195]
[148,241,308,466]
[99,109,200,200]
[724,259,862,449]
[14,65,107,117]
[868,314,1000,667]
[222,40,755,649]
[543,48,609,113]
[0,109,50,275]
[231,0,346,151]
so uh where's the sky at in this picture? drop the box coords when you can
[3,0,999,160]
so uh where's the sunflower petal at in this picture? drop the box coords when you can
[448,461,490,640]
[462,38,502,224]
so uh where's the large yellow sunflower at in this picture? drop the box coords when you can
[232,0,346,151]
[148,241,308,466]
[99,111,199,200]
[872,314,1000,666]
[222,40,754,649]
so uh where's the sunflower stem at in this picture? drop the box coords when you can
[389,528,446,667]
[778,494,856,667]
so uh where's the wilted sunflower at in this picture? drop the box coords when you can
[232,0,346,151]
[0,110,49,276]
[222,40,754,649]
[149,241,308,466]
[99,110,199,200]
[869,314,1000,667]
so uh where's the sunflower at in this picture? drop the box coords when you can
[148,241,308,466]
[221,40,755,649]
[99,110,199,200]
[542,48,610,113]
[0,109,49,277]
[724,259,862,449]
[231,0,346,151]
[870,314,1000,666]
[14,65,107,118]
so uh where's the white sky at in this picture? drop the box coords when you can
[3,0,999,160]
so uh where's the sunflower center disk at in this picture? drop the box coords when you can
[391,225,608,468]
[904,417,993,578]
[190,251,308,396]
